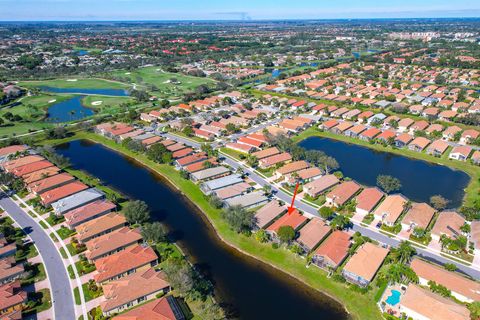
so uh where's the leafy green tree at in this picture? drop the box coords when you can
[221,205,255,233]
[319,206,334,219]
[444,263,457,272]
[277,225,295,243]
[467,301,480,320]
[162,259,195,297]
[141,222,167,244]
[380,263,418,284]
[330,214,350,230]
[290,243,303,255]
[376,175,402,194]
[255,229,269,243]
[124,200,151,225]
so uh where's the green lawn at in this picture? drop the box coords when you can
[21,263,47,286]
[219,147,246,161]
[56,226,76,240]
[293,127,480,207]
[19,78,130,90]
[73,283,103,304]
[23,289,52,316]
[67,260,96,279]
[107,66,216,99]
[46,131,383,320]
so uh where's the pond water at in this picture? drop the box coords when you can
[40,86,129,96]
[299,136,470,208]
[46,96,94,123]
[56,140,350,320]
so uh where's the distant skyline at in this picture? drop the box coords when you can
[1,0,480,21]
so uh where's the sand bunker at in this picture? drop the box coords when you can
[66,79,78,82]
[91,101,103,106]
[48,99,56,103]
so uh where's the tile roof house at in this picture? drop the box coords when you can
[449,145,472,161]
[2,155,44,171]
[296,218,331,253]
[426,139,450,156]
[22,167,61,184]
[101,268,170,316]
[431,211,465,242]
[75,213,127,243]
[85,227,143,262]
[410,258,480,303]
[214,182,251,200]
[359,128,381,141]
[11,160,54,177]
[64,200,116,229]
[40,181,89,206]
[408,136,430,152]
[94,245,158,284]
[0,257,25,285]
[266,210,307,240]
[26,173,75,195]
[112,296,185,320]
[373,194,408,226]
[355,187,384,216]
[399,285,470,320]
[258,152,292,169]
[401,202,436,231]
[0,281,26,318]
[275,161,309,178]
[254,200,287,229]
[342,242,388,287]
[325,181,361,207]
[251,147,280,160]
[312,231,351,270]
[0,145,28,160]
[394,133,414,148]
[303,174,339,198]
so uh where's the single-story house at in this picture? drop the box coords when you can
[342,242,388,287]
[296,218,331,253]
[51,188,105,215]
[75,213,127,244]
[101,268,170,316]
[111,296,185,320]
[200,174,243,194]
[303,174,339,198]
[401,202,436,231]
[325,181,361,207]
[224,192,269,209]
[191,166,230,182]
[312,231,351,270]
[399,285,470,320]
[94,245,158,284]
[410,258,480,303]
[85,227,142,262]
[254,200,287,229]
[449,145,472,161]
[430,211,465,242]
[373,194,407,227]
[266,210,308,241]
[64,200,116,229]
[355,187,384,216]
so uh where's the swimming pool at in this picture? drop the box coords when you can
[386,289,401,306]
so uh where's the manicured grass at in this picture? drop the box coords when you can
[59,247,68,259]
[56,226,76,240]
[48,131,383,320]
[107,66,216,99]
[293,127,480,207]
[171,131,209,143]
[45,214,65,226]
[73,283,103,305]
[81,95,134,110]
[16,242,39,261]
[19,78,130,90]
[219,147,246,161]
[66,242,86,256]
[23,289,52,316]
[68,260,96,279]
[21,263,47,286]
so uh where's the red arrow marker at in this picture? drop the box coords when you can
[287,182,300,215]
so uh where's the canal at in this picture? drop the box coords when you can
[56,140,349,320]
[299,136,470,208]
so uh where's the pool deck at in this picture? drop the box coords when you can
[379,284,406,317]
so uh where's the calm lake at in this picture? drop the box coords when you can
[46,96,94,123]
[299,136,470,208]
[40,86,129,96]
[56,140,349,320]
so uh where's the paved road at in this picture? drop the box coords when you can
[0,192,75,320]
[166,132,480,280]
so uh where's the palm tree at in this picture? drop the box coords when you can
[393,241,416,264]
[330,214,350,230]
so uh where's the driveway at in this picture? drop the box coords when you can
[0,192,75,320]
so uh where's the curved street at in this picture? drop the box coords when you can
[0,191,76,320]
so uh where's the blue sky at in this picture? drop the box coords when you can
[1,0,479,21]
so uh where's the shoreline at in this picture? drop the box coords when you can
[56,135,359,319]
[293,127,478,207]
